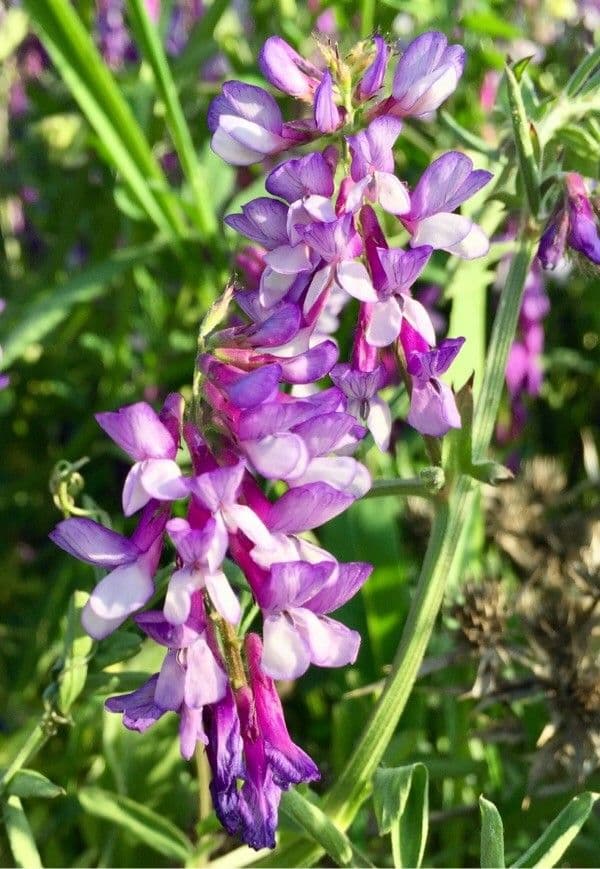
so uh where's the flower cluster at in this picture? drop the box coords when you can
[51,30,492,849]
[537,172,600,270]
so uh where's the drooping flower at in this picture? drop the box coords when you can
[330,363,391,451]
[565,172,600,265]
[404,332,465,437]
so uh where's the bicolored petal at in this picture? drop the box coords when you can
[262,613,311,679]
[96,402,176,461]
[292,608,361,667]
[185,637,228,707]
[49,517,139,568]
[365,296,403,347]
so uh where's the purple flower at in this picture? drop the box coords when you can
[402,152,492,259]
[208,81,308,166]
[330,363,391,451]
[266,152,335,203]
[245,633,319,788]
[225,198,289,250]
[314,71,342,133]
[389,31,465,117]
[357,35,389,101]
[405,336,465,437]
[164,515,241,625]
[256,560,371,679]
[537,202,569,270]
[299,215,378,317]
[345,118,410,215]
[96,395,186,516]
[187,461,273,557]
[106,600,227,759]
[565,173,600,265]
[50,503,168,639]
[364,246,434,348]
[259,37,321,100]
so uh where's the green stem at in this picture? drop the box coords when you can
[360,0,376,38]
[0,724,48,790]
[363,471,445,499]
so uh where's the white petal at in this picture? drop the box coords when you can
[411,212,480,255]
[88,561,153,621]
[261,614,311,680]
[291,456,371,497]
[155,651,185,710]
[224,503,274,547]
[447,222,490,259]
[122,463,151,517]
[219,115,282,155]
[402,296,436,346]
[138,459,188,501]
[365,297,403,347]
[265,244,312,275]
[259,267,296,308]
[367,397,392,452]
[335,261,378,302]
[375,172,411,215]
[292,608,360,667]
[211,127,262,166]
[185,638,227,707]
[205,570,242,624]
[303,265,333,315]
[163,566,200,625]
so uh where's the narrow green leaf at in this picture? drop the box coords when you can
[7,770,65,800]
[373,764,429,869]
[566,44,600,96]
[57,590,93,715]
[126,0,217,239]
[0,241,164,368]
[3,795,43,868]
[480,796,505,868]
[511,792,599,868]
[78,787,193,861]
[472,238,535,461]
[280,790,370,868]
[505,65,540,216]
[24,0,186,238]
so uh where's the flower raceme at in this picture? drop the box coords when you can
[51,30,493,850]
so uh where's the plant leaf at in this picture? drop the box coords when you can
[78,787,193,861]
[373,764,429,869]
[23,0,186,238]
[7,770,65,800]
[505,65,540,217]
[480,796,505,868]
[511,792,599,868]
[3,795,43,868]
[57,590,94,715]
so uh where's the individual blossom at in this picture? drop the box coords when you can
[259,36,322,100]
[403,329,465,437]
[330,363,391,451]
[363,245,435,348]
[537,173,600,268]
[50,502,168,639]
[253,560,371,679]
[357,34,389,102]
[374,31,465,119]
[105,597,227,759]
[96,394,187,516]
[313,70,342,133]
[345,117,411,215]
[401,151,492,258]
[208,81,311,166]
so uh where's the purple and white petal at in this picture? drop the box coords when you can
[49,518,139,568]
[96,402,176,461]
[292,608,361,667]
[261,613,311,680]
[205,570,242,624]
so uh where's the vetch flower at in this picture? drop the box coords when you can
[345,117,410,215]
[314,70,342,133]
[330,363,391,451]
[387,31,465,117]
[95,394,187,516]
[402,151,492,259]
[208,81,309,166]
[257,560,371,679]
[259,36,321,100]
[565,172,600,265]
[50,503,168,639]
[364,245,434,348]
[404,334,465,437]
[357,34,389,101]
